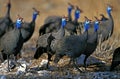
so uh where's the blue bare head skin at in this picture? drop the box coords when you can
[32,8,39,21]
[84,20,90,32]
[61,17,67,28]
[94,21,99,32]
[67,3,74,15]
[107,6,112,16]
[75,9,80,20]
[16,19,22,29]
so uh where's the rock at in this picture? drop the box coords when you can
[0,60,16,72]
[37,70,50,76]
[17,58,31,66]
[39,59,48,69]
[92,72,103,79]
[25,72,33,76]
[9,60,16,69]
[16,64,27,76]
[91,72,120,79]
[0,75,7,79]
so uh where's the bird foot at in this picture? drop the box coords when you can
[80,67,87,73]
[73,67,86,73]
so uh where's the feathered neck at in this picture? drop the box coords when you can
[68,6,73,21]
[32,12,38,22]
[74,10,80,24]
[61,18,66,28]
[83,30,88,41]
[107,6,112,19]
[94,21,99,32]
[6,3,11,18]
[107,6,114,36]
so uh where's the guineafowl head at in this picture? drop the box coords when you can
[100,14,104,19]
[107,5,112,16]
[7,0,11,9]
[67,3,74,15]
[94,16,99,32]
[15,15,23,29]
[32,8,39,22]
[84,16,91,32]
[74,6,82,20]
[100,14,107,21]
[100,14,104,17]
[61,16,67,28]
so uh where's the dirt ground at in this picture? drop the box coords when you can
[0,0,120,79]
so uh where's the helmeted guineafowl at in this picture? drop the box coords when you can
[64,6,83,35]
[82,16,99,69]
[98,5,114,42]
[53,17,90,72]
[67,2,74,21]
[86,5,114,48]
[20,8,39,42]
[34,16,67,68]
[0,16,24,72]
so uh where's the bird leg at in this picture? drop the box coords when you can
[13,55,24,68]
[34,47,44,59]
[53,53,64,70]
[47,53,52,69]
[10,54,25,70]
[83,55,89,70]
[72,58,83,73]
[54,54,62,64]
[0,52,4,62]
[7,55,10,72]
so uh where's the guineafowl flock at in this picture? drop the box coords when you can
[0,0,119,73]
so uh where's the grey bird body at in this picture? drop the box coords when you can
[98,16,113,42]
[53,31,88,63]
[44,16,62,25]
[36,33,52,48]
[19,8,39,43]
[34,25,65,59]
[50,26,65,53]
[0,28,23,56]
[88,8,113,43]
[83,30,98,68]
[34,17,67,68]
[51,16,90,72]
[82,16,99,68]
[39,16,62,35]
[51,31,88,72]
[20,21,35,42]
[34,33,54,59]
[0,27,24,71]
